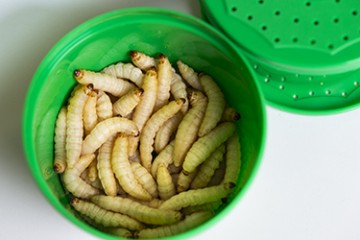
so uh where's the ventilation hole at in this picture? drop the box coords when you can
[343,36,349,41]
[293,94,298,100]
[248,15,253,20]
[342,92,347,97]
[262,25,267,31]
[314,20,319,26]
[309,91,314,96]
[281,77,286,82]
[325,90,331,95]
[232,7,237,12]
[293,37,298,43]
[311,40,316,45]
[328,44,334,49]
[335,0,340,3]
[264,77,270,83]
[334,18,339,23]
[275,11,281,16]
[354,81,359,86]
[294,18,299,23]
[274,38,280,43]
[279,85,284,90]
[306,2,311,6]
[353,11,358,16]
[259,0,264,4]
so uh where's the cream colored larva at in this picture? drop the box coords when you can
[81,117,139,156]
[83,90,98,135]
[102,62,144,87]
[140,99,184,171]
[96,90,113,121]
[130,50,156,71]
[177,60,203,91]
[130,161,158,199]
[151,140,175,177]
[62,153,100,199]
[74,69,135,97]
[113,88,143,117]
[153,54,172,111]
[53,106,67,173]
[222,132,242,185]
[66,84,93,169]
[154,112,183,153]
[156,164,176,200]
[170,72,189,113]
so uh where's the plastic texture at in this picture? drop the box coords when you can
[201,0,360,114]
[22,8,266,240]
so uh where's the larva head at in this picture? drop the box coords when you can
[134,87,144,97]
[189,90,206,106]
[146,68,157,77]
[70,197,80,206]
[73,69,84,80]
[158,53,168,64]
[129,50,141,61]
[84,84,94,95]
[176,98,186,106]
[53,162,65,173]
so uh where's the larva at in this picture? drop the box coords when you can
[159,182,234,211]
[97,135,117,196]
[112,134,152,201]
[173,90,207,167]
[87,158,98,182]
[181,200,223,215]
[140,99,184,171]
[128,68,158,156]
[53,106,67,173]
[102,62,144,87]
[62,153,100,199]
[190,144,225,189]
[71,198,144,230]
[222,132,241,185]
[73,69,135,97]
[221,106,241,122]
[153,54,172,111]
[170,72,189,113]
[130,161,158,198]
[135,211,213,239]
[81,117,139,156]
[113,88,143,117]
[182,122,236,174]
[151,140,175,177]
[177,60,203,91]
[198,73,226,137]
[91,195,183,225]
[156,164,176,200]
[83,90,98,135]
[176,170,198,193]
[105,227,133,238]
[96,90,113,121]
[154,112,183,153]
[130,50,156,71]
[66,84,93,168]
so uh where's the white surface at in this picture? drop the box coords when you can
[1,0,360,239]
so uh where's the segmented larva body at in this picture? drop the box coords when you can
[198,74,226,137]
[81,117,139,156]
[182,200,223,215]
[102,62,144,87]
[140,99,184,171]
[208,158,226,187]
[63,153,100,199]
[66,84,93,168]
[130,161,158,198]
[170,72,189,113]
[91,195,183,225]
[136,211,213,239]
[74,69,135,97]
[221,107,241,122]
[173,91,207,167]
[71,198,144,230]
[87,158,98,182]
[177,170,198,193]
[151,140,175,177]
[83,90,98,135]
[112,134,152,201]
[177,60,203,91]
[153,54,172,111]
[130,50,156,71]
[97,135,117,196]
[96,90,113,121]
[113,88,143,117]
[182,122,236,174]
[191,144,225,189]
[128,68,158,156]
[222,132,241,185]
[105,227,133,239]
[53,106,67,173]
[159,182,234,211]
[156,164,176,200]
[154,112,183,153]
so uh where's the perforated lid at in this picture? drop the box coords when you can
[200,0,360,114]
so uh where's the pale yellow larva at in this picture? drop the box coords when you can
[102,62,144,87]
[96,90,113,121]
[170,72,189,113]
[83,90,98,135]
[154,112,183,153]
[177,60,203,91]
[151,140,175,177]
[130,50,156,71]
[153,54,172,111]
[113,88,143,117]
[53,106,67,173]
[130,161,158,199]
[222,132,241,186]
[156,164,176,200]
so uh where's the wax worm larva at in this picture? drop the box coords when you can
[153,54,172,111]
[53,106,67,173]
[71,198,144,230]
[177,170,198,193]
[151,140,175,177]
[154,112,183,153]
[81,117,139,156]
[130,161,158,198]
[91,195,183,225]
[222,132,241,185]
[130,50,156,71]
[96,90,113,121]
[177,60,203,91]
[113,87,143,117]
[221,107,241,122]
[102,62,144,87]
[171,72,189,113]
[198,73,226,137]
[83,90,98,135]
[157,164,176,200]
[74,69,135,97]
[182,122,236,174]
[140,99,184,171]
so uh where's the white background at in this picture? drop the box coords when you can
[1,0,360,239]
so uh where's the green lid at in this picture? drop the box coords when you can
[200,0,360,114]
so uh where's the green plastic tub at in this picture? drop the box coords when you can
[22,7,266,239]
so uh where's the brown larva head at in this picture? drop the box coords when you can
[73,69,84,80]
[146,68,157,77]
[198,72,206,78]
[129,50,140,60]
[70,197,80,205]
[189,90,206,105]
[232,112,241,121]
[227,182,236,189]
[134,88,144,97]
[158,53,167,63]
[176,98,186,105]
[53,163,65,173]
